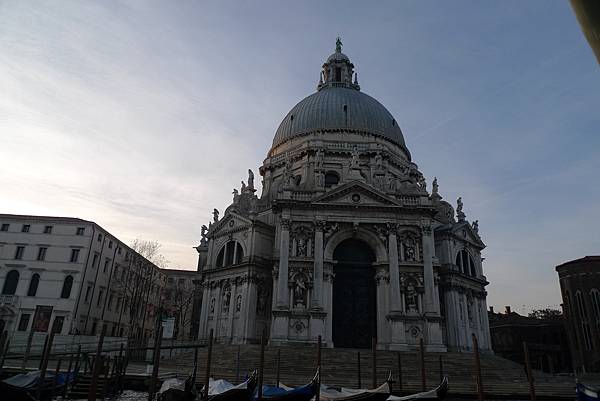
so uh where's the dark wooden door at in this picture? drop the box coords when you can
[332,239,376,349]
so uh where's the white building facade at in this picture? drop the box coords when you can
[196,43,492,352]
[0,214,165,339]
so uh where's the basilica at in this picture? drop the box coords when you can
[195,40,492,352]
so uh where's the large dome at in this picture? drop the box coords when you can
[272,86,408,154]
[270,44,409,158]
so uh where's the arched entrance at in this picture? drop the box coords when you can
[332,238,376,348]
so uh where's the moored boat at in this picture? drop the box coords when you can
[388,377,448,401]
[208,371,257,401]
[0,370,74,401]
[158,374,198,401]
[254,369,320,401]
[577,381,600,401]
[319,372,393,401]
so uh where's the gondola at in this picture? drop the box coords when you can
[577,381,600,401]
[254,369,320,401]
[0,370,75,401]
[207,371,257,401]
[158,374,198,401]
[388,377,448,401]
[319,371,393,401]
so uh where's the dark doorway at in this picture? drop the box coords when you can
[332,238,376,348]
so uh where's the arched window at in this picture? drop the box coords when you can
[235,243,244,264]
[2,270,19,295]
[455,250,476,277]
[61,275,74,299]
[324,171,340,188]
[27,273,40,296]
[216,241,244,267]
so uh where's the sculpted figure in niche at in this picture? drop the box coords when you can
[222,287,231,312]
[256,288,268,316]
[315,149,324,168]
[374,152,383,171]
[324,223,339,242]
[406,284,418,312]
[235,294,242,312]
[386,175,395,191]
[467,298,474,322]
[403,237,417,261]
[297,237,307,257]
[293,274,308,308]
[315,171,324,188]
[209,298,215,314]
[350,146,360,169]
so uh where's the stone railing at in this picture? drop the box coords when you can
[291,191,313,201]
[397,196,419,205]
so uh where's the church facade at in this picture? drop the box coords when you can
[195,41,492,352]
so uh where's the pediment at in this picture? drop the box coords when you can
[208,212,252,238]
[447,221,485,248]
[312,181,401,207]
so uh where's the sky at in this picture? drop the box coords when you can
[1,1,598,313]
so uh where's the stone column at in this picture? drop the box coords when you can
[421,225,435,313]
[276,218,291,308]
[387,226,402,312]
[312,221,325,308]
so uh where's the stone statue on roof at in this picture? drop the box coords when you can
[336,36,343,53]
[248,169,254,190]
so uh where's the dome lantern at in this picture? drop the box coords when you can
[317,37,360,91]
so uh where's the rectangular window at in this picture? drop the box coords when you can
[0,223,9,231]
[43,225,53,234]
[108,240,113,249]
[70,249,80,263]
[97,289,104,307]
[117,247,122,255]
[22,224,30,233]
[97,233,102,242]
[92,253,98,268]
[107,293,114,310]
[15,246,25,260]
[84,285,92,302]
[103,259,110,273]
[18,314,31,331]
[37,247,47,261]
[76,227,85,235]
[116,297,122,312]
[52,316,65,334]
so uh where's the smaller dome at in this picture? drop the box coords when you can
[327,52,350,63]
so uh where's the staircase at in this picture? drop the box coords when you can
[160,344,576,399]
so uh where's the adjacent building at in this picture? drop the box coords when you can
[162,268,200,340]
[0,214,166,339]
[556,256,600,372]
[195,42,492,352]
[488,306,571,373]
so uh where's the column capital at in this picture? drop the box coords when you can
[421,225,432,236]
[281,218,292,231]
[314,220,326,232]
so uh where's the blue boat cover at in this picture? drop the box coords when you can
[255,383,314,400]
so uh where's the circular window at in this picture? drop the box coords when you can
[229,220,235,227]
[351,193,361,203]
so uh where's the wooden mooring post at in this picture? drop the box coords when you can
[0,336,9,375]
[257,328,266,401]
[357,352,361,389]
[419,337,426,391]
[203,329,214,401]
[397,352,403,393]
[236,345,241,383]
[38,330,56,401]
[148,323,164,401]
[316,335,321,401]
[53,357,63,395]
[523,341,536,401]
[276,348,281,387]
[371,337,377,389]
[439,355,444,382]
[88,325,106,401]
[472,333,484,401]
[63,353,74,400]
[21,330,35,373]
[38,334,49,370]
